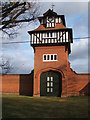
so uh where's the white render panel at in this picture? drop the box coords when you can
[37,39,39,44]
[31,30,71,45]
[52,32,54,37]
[37,33,39,37]
[49,39,50,43]
[34,36,36,44]
[55,39,57,43]
[60,32,62,42]
[63,32,65,42]
[66,32,68,42]
[40,33,41,41]
[42,39,44,44]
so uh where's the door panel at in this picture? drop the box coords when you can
[40,70,62,97]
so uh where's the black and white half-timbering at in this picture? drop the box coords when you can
[30,30,72,45]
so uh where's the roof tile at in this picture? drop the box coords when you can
[33,23,66,32]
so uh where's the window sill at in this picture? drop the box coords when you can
[43,60,58,62]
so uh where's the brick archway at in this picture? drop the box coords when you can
[34,67,65,96]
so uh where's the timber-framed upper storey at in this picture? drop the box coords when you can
[28,9,73,54]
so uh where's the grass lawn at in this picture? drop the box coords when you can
[2,94,89,118]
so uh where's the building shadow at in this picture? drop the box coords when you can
[19,70,34,96]
[79,82,90,96]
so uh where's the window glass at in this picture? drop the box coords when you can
[43,54,57,61]
[54,55,57,60]
[51,82,53,87]
[51,77,53,81]
[44,55,46,60]
[51,55,53,60]
[51,88,53,92]
[47,88,49,92]
[47,55,49,60]
[47,77,49,81]
[47,33,49,37]
[47,82,49,87]
[46,76,54,93]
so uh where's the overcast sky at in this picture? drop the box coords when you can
[1,1,89,74]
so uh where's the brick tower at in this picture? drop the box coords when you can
[28,9,73,97]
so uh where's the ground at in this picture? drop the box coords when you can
[2,94,89,119]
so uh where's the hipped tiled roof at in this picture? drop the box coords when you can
[33,23,66,32]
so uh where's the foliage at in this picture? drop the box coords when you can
[0,57,13,74]
[0,1,39,37]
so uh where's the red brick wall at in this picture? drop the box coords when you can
[2,72,33,95]
[67,62,90,96]
[2,74,20,94]
[75,74,89,95]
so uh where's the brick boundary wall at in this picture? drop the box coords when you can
[1,71,34,96]
[67,71,90,96]
[67,62,90,96]
[2,74,20,94]
[1,69,90,96]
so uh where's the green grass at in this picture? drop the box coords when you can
[2,94,89,118]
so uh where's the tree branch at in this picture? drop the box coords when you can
[1,2,39,37]
[2,17,35,29]
[2,2,27,20]
[2,2,26,14]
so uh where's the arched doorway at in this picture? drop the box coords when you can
[40,70,62,97]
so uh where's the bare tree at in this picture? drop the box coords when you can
[0,57,13,74]
[0,1,40,37]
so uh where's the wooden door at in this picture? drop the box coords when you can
[40,71,62,97]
